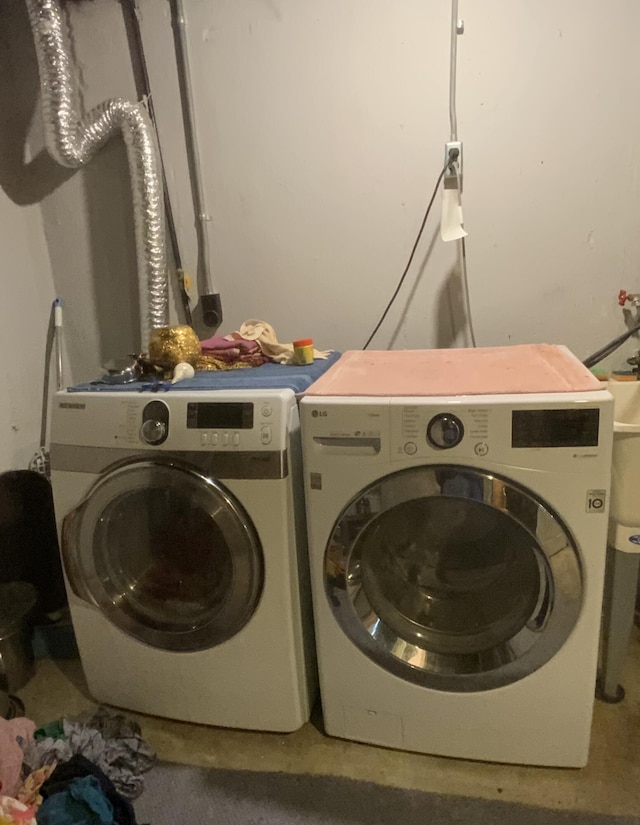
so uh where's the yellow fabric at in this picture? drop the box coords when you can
[0,795,36,825]
[17,764,57,808]
[195,355,252,371]
[229,320,331,365]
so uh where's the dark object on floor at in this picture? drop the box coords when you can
[0,690,24,719]
[41,754,137,825]
[0,581,37,692]
[0,470,67,617]
[32,616,79,660]
[37,774,114,825]
[136,764,640,825]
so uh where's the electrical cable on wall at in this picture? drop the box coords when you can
[362,1,476,350]
[362,159,452,350]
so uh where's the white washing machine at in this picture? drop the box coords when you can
[51,388,316,732]
[301,388,613,765]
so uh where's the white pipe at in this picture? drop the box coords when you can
[54,298,64,391]
[172,0,216,298]
[449,3,476,346]
[449,0,459,141]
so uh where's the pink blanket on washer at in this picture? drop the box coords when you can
[304,344,600,397]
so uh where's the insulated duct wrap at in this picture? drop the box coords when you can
[25,0,169,349]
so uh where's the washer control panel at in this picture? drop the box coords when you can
[396,403,489,459]
[302,393,610,472]
[388,396,607,469]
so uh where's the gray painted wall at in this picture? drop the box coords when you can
[2,0,640,469]
[0,1,56,472]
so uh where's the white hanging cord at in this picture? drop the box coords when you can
[453,163,476,347]
[460,270,477,349]
[449,4,476,347]
[459,238,477,347]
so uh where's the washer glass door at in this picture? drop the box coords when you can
[326,465,583,691]
[63,460,263,652]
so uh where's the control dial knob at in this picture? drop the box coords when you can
[140,419,167,445]
[427,413,464,449]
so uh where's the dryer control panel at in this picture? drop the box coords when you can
[52,389,296,453]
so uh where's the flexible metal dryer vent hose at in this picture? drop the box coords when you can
[25,0,169,350]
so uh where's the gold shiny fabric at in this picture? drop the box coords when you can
[148,326,201,369]
[195,355,252,371]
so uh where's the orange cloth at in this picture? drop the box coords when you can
[304,345,600,397]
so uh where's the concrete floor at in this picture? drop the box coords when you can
[17,627,640,818]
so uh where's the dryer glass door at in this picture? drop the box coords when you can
[63,460,263,652]
[325,465,582,691]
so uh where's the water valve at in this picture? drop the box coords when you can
[618,289,640,308]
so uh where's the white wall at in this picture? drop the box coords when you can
[8,0,640,387]
[0,1,56,472]
[143,0,640,360]
[0,185,55,471]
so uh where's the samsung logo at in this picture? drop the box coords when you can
[59,402,86,410]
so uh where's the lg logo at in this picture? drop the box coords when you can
[312,410,328,418]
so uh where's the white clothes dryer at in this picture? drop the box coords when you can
[51,388,316,732]
[301,389,613,765]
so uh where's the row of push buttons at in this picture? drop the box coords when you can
[199,427,274,447]
[200,432,241,447]
[402,440,489,456]
[260,405,272,445]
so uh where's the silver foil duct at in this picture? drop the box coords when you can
[25,0,169,349]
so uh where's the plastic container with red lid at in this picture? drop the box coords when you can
[293,338,314,365]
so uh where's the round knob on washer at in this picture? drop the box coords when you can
[140,419,167,445]
[427,413,464,449]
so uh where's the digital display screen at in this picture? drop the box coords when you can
[187,402,254,430]
[512,408,599,448]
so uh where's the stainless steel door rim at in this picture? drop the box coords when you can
[63,459,263,652]
[325,465,582,692]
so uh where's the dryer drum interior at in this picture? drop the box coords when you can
[325,464,583,692]
[62,459,264,653]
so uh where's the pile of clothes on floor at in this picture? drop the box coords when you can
[0,707,155,824]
